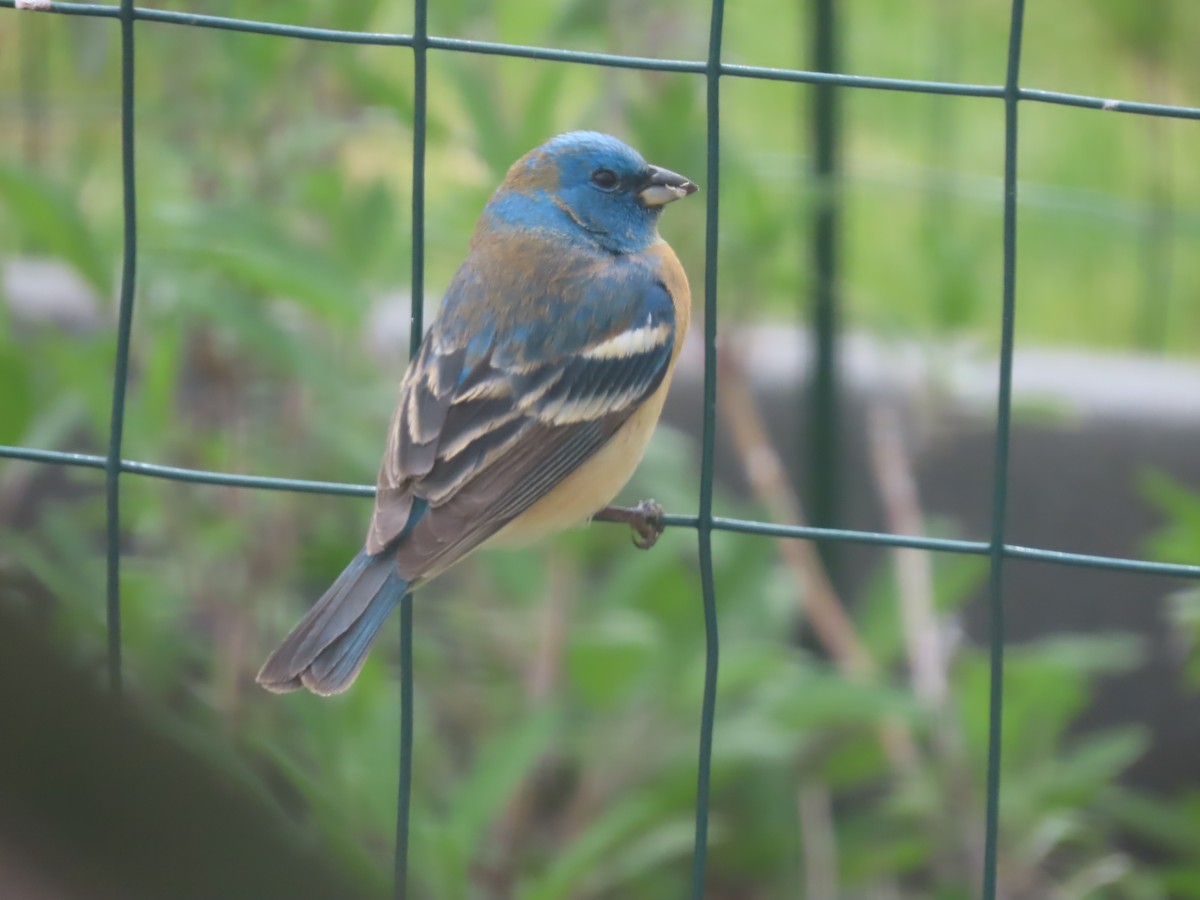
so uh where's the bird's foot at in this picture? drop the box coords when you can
[594,499,665,550]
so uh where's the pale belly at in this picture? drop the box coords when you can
[491,383,669,547]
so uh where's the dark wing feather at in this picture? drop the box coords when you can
[366,338,463,554]
[392,416,623,581]
[417,414,532,503]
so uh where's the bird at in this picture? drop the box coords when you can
[256,131,697,696]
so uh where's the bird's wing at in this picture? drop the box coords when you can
[364,251,678,581]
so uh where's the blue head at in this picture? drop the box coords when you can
[484,132,697,254]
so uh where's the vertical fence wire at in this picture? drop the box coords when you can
[690,1,725,895]
[104,0,139,699]
[395,593,414,895]
[394,0,428,894]
[4,2,1200,897]
[981,1,1027,897]
[807,0,841,577]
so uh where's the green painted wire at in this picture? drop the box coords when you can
[394,0,428,895]
[103,0,138,699]
[809,0,841,569]
[409,3,427,354]
[691,0,725,896]
[7,443,1200,580]
[6,3,1200,119]
[9,441,1200,580]
[7,441,1200,579]
[982,0,1027,897]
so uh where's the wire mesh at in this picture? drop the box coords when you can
[3,1,1200,898]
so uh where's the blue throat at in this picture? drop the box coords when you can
[483,189,660,255]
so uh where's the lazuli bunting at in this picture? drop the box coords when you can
[258,132,696,695]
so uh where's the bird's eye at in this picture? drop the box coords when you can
[590,168,619,190]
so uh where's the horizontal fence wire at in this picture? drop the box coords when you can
[5,444,1200,579]
[4,0,1200,118]
[3,2,1200,899]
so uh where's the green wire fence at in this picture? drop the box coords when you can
[3,1,1200,898]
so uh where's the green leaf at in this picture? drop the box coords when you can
[584,818,697,895]
[1141,469,1200,564]
[769,662,924,731]
[1041,728,1149,805]
[157,211,367,324]
[0,160,112,293]
[445,61,514,177]
[0,336,34,445]
[443,707,560,869]
[1098,785,1200,856]
[568,610,660,708]
[517,793,672,900]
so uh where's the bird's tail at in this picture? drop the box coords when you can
[256,550,407,696]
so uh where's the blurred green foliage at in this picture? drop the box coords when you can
[2,0,1199,896]
[1140,473,1200,898]
[1144,472,1200,689]
[3,0,1200,350]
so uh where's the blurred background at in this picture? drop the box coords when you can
[2,0,1199,897]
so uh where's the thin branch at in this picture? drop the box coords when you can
[717,344,871,677]
[865,401,984,881]
[797,783,839,900]
[864,404,946,707]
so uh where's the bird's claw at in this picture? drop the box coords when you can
[629,499,665,549]
[594,499,665,549]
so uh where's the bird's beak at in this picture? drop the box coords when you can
[638,165,699,207]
